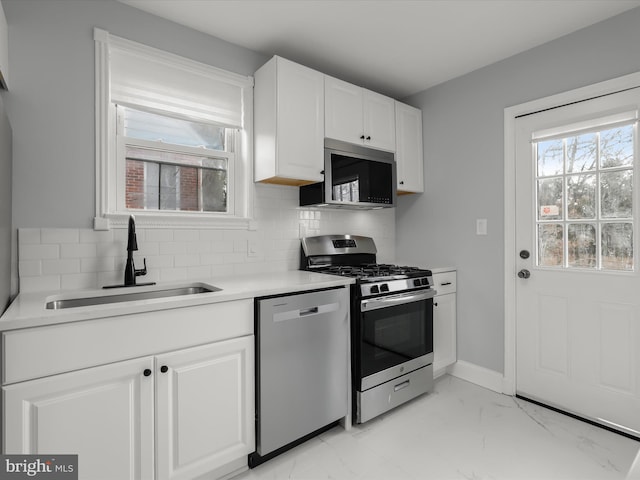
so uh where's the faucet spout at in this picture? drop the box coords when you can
[123,215,152,287]
[103,215,155,289]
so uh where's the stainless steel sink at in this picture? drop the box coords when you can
[45,284,221,310]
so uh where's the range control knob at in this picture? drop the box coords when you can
[380,284,389,292]
[370,285,380,294]
[421,278,429,286]
[413,279,421,287]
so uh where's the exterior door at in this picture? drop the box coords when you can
[515,87,640,437]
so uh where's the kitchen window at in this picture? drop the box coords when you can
[94,28,253,229]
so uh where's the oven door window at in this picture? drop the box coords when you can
[359,298,433,379]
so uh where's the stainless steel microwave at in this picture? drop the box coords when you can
[299,139,396,209]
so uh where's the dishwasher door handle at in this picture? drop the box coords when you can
[273,302,340,322]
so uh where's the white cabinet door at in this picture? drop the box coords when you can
[326,76,396,151]
[254,56,324,185]
[3,357,155,480]
[395,102,424,193]
[325,76,364,146]
[363,90,396,152]
[155,336,255,480]
[433,292,457,373]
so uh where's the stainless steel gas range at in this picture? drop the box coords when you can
[301,234,436,423]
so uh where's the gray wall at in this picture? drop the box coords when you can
[397,7,640,374]
[2,0,267,229]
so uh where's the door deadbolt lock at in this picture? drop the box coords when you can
[519,250,530,259]
[518,269,531,279]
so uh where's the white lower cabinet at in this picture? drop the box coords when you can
[3,356,155,479]
[156,337,254,480]
[433,270,457,375]
[3,335,254,480]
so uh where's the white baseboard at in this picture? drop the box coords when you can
[448,360,504,393]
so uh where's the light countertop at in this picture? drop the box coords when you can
[0,271,354,332]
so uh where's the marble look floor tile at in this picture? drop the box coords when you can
[237,375,639,480]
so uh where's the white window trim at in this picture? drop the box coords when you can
[94,28,254,230]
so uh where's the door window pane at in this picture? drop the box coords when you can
[538,224,563,267]
[601,170,633,218]
[538,178,563,221]
[600,124,634,168]
[537,139,564,176]
[568,224,596,268]
[566,133,597,173]
[567,174,596,219]
[601,223,633,271]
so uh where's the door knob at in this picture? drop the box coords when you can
[518,269,531,279]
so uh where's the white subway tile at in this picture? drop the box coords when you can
[81,257,116,273]
[21,275,60,292]
[19,228,41,245]
[210,240,234,253]
[42,259,81,275]
[159,242,187,255]
[186,265,212,280]
[174,254,200,267]
[20,244,59,260]
[159,267,188,282]
[198,230,224,241]
[41,228,80,244]
[61,273,98,290]
[19,260,41,277]
[145,229,174,242]
[144,255,174,269]
[79,229,114,244]
[97,271,122,287]
[174,229,199,242]
[60,243,97,259]
[208,264,234,278]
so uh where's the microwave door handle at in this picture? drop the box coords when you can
[361,289,437,312]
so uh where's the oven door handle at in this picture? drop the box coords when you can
[361,289,437,312]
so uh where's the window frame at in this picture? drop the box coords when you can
[94,28,254,230]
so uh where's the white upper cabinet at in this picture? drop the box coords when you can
[254,56,325,185]
[395,102,424,193]
[325,76,396,152]
[0,1,8,89]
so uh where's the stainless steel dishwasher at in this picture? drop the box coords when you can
[249,287,349,467]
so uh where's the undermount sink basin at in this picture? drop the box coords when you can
[45,283,221,310]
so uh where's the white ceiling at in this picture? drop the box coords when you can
[119,0,640,99]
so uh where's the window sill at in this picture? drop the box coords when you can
[94,212,253,230]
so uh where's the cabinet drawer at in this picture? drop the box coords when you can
[2,299,253,385]
[433,271,456,295]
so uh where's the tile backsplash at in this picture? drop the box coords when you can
[18,184,395,292]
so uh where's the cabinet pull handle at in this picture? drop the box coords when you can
[400,181,404,185]
[440,282,452,286]
[366,136,371,140]
[360,135,365,140]
[143,369,152,377]
[160,365,169,373]
[434,302,438,307]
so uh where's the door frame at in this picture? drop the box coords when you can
[503,71,640,395]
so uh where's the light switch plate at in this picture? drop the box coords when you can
[476,218,488,235]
